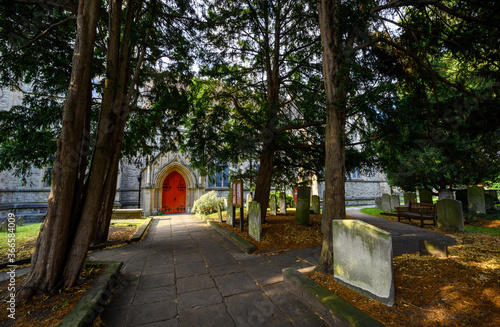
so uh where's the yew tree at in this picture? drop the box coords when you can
[315,0,500,273]
[187,0,327,219]
[0,0,196,299]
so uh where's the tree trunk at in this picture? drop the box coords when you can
[18,0,101,300]
[253,149,275,222]
[315,0,349,274]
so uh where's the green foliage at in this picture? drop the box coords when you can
[465,226,500,237]
[360,208,385,218]
[192,191,224,215]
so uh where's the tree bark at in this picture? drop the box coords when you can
[18,0,101,300]
[253,148,275,222]
[315,0,349,274]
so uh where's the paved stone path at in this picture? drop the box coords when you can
[89,214,325,327]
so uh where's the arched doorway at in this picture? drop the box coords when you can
[162,171,186,213]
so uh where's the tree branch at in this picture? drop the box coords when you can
[276,120,326,133]
[13,0,77,13]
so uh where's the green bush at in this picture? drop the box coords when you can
[193,191,224,214]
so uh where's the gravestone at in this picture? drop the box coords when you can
[375,197,382,210]
[269,194,277,215]
[381,194,391,212]
[419,240,448,258]
[484,190,497,210]
[437,199,464,231]
[455,189,468,208]
[390,195,400,211]
[296,186,311,226]
[246,193,253,208]
[217,203,223,222]
[419,189,433,204]
[248,201,262,242]
[17,217,23,226]
[227,189,233,225]
[438,190,454,200]
[279,192,287,214]
[467,185,486,214]
[332,219,394,306]
[0,222,6,233]
[311,195,320,214]
[404,192,417,206]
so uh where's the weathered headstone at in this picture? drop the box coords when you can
[381,194,391,212]
[419,189,433,204]
[279,192,287,214]
[17,217,23,226]
[246,193,253,208]
[295,186,311,226]
[269,194,277,215]
[217,203,223,222]
[375,197,382,210]
[467,185,486,214]
[484,190,497,210]
[404,192,417,206]
[332,219,394,306]
[0,222,6,233]
[438,190,454,200]
[248,201,262,242]
[437,199,464,231]
[227,189,233,225]
[390,194,400,211]
[311,195,320,214]
[455,189,468,208]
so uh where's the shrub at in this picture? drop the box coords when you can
[193,191,224,214]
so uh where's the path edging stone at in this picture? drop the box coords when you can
[59,261,123,327]
[283,267,385,327]
[197,214,256,254]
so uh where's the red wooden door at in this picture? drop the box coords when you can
[162,171,186,213]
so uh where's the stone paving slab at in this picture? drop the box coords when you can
[89,214,324,326]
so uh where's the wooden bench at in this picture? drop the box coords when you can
[396,201,437,228]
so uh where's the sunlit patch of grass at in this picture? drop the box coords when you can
[360,207,385,218]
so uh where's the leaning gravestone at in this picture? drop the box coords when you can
[248,201,262,242]
[404,192,417,206]
[311,195,320,214]
[390,195,400,211]
[484,190,496,210]
[419,189,433,204]
[381,194,391,212]
[468,185,486,214]
[375,197,382,210]
[227,189,233,225]
[269,194,277,215]
[296,186,311,225]
[279,192,287,214]
[0,222,6,233]
[333,219,394,306]
[17,217,23,226]
[437,199,464,231]
[246,193,253,208]
[455,189,468,208]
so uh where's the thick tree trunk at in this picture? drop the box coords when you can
[91,164,119,244]
[253,149,275,222]
[315,0,348,274]
[18,0,101,300]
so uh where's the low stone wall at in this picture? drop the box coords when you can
[111,209,143,220]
